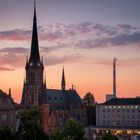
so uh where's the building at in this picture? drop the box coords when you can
[0,89,20,131]
[96,97,140,129]
[21,2,86,134]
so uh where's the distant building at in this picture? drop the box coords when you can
[0,89,20,131]
[20,2,86,134]
[96,97,140,129]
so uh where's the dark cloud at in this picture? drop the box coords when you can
[0,29,31,40]
[74,31,140,49]
[0,22,140,71]
[0,22,139,42]
[0,47,28,53]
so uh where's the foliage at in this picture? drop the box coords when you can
[83,92,95,106]
[52,118,85,140]
[102,131,119,140]
[17,105,48,140]
[0,126,17,140]
[83,92,96,125]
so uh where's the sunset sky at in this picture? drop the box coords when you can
[0,0,140,103]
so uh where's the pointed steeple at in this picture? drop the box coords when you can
[29,0,40,64]
[44,71,47,89]
[61,66,66,90]
[113,58,117,98]
[21,76,26,105]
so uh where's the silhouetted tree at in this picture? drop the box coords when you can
[17,106,48,140]
[0,126,16,140]
[83,92,96,125]
[83,92,95,106]
[52,118,85,140]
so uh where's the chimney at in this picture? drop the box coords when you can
[113,58,117,98]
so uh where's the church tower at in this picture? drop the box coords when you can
[21,1,44,106]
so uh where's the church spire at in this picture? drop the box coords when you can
[61,67,66,90]
[29,0,40,64]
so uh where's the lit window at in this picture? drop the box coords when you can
[123,106,125,109]
[118,106,121,108]
[131,106,133,109]
[113,106,116,109]
[135,106,138,109]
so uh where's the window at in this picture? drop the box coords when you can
[102,120,105,125]
[118,106,121,109]
[117,109,120,112]
[54,97,57,100]
[31,95,34,103]
[123,106,126,109]
[29,72,35,83]
[2,114,8,122]
[48,97,51,100]
[132,115,135,119]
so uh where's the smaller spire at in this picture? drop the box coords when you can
[9,88,11,96]
[61,66,66,90]
[44,71,47,89]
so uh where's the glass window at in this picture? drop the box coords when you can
[48,97,51,100]
[127,109,130,113]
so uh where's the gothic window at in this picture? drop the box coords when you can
[29,73,35,83]
[35,94,38,102]
[2,113,8,122]
[31,95,34,103]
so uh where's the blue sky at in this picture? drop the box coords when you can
[0,0,140,30]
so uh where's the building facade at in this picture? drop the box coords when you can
[96,98,140,129]
[21,3,86,134]
[0,89,19,131]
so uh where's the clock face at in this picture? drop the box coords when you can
[30,63,33,66]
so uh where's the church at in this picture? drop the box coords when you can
[20,2,86,134]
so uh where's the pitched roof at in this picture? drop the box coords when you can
[101,98,140,105]
[41,89,83,108]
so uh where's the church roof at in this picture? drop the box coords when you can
[41,89,83,109]
[101,97,140,105]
